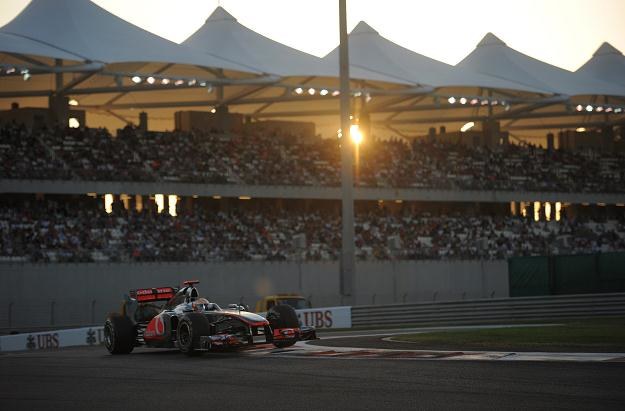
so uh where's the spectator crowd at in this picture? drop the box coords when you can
[1,198,624,263]
[1,123,624,192]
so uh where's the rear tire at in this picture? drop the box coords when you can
[104,313,136,354]
[177,313,210,356]
[267,305,299,349]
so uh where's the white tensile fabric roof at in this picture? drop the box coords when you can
[182,7,410,84]
[323,22,548,94]
[458,33,625,97]
[0,0,258,73]
[0,32,83,62]
[577,42,625,87]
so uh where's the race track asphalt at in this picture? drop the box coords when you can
[1,345,624,411]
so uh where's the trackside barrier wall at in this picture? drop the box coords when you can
[349,292,625,328]
[0,326,105,352]
[0,260,507,331]
[509,252,625,297]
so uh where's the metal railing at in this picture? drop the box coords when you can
[350,292,625,327]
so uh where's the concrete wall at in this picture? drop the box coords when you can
[0,260,508,331]
[3,179,624,204]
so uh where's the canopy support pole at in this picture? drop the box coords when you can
[339,0,355,298]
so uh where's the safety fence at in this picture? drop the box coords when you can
[350,292,625,328]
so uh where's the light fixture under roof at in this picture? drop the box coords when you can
[161,78,170,85]
[294,87,303,94]
[308,87,316,95]
[146,76,155,84]
[131,76,142,84]
[447,96,456,104]
[331,90,340,97]
[320,89,329,96]
[459,97,467,105]
[68,99,79,106]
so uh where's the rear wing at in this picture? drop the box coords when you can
[129,286,177,303]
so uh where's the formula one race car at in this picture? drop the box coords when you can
[104,280,316,356]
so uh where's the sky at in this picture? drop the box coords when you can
[0,0,624,71]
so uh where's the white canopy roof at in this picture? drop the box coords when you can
[458,33,625,97]
[577,42,625,87]
[0,0,258,73]
[182,7,409,84]
[323,22,548,93]
[0,32,83,62]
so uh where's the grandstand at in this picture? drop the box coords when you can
[1,0,624,330]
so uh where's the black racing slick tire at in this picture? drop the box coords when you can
[267,305,299,348]
[104,313,136,354]
[177,313,210,356]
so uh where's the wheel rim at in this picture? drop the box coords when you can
[104,323,113,349]
[179,322,191,349]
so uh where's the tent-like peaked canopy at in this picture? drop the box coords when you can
[0,0,257,72]
[323,22,547,93]
[183,7,407,83]
[458,33,625,97]
[577,42,625,87]
[0,32,83,62]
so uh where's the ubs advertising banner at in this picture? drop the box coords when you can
[296,306,351,329]
[0,326,106,352]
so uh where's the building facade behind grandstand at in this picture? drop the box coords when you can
[1,1,625,331]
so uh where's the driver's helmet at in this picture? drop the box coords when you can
[192,298,210,312]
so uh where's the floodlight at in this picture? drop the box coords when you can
[294,87,303,94]
[585,105,593,112]
[447,97,456,104]
[459,97,467,105]
[350,124,363,145]
[161,78,170,85]
[68,99,79,106]
[131,76,142,84]
[146,76,155,84]
[308,87,316,95]
[174,79,184,86]
[460,122,475,132]
[332,90,340,97]
[320,89,329,96]
[575,104,583,112]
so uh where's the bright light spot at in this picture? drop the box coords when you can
[595,106,604,112]
[365,93,372,103]
[210,108,216,114]
[354,91,362,97]
[294,87,303,94]
[533,201,541,222]
[212,195,222,199]
[146,76,155,84]
[199,81,207,87]
[481,99,490,106]
[320,89,329,96]
[174,79,184,86]
[6,67,15,74]
[545,202,551,221]
[491,100,498,105]
[168,195,178,217]
[555,202,562,221]
[22,70,30,81]
[460,122,475,132]
[131,76,142,84]
[68,99,79,106]
[576,127,586,133]
[605,107,613,113]
[68,118,80,128]
[161,78,170,85]
[470,98,479,105]
[615,108,623,114]
[447,96,456,104]
[155,194,165,214]
[350,124,363,145]
[188,79,197,86]
[332,90,340,97]
[104,194,114,214]
[575,104,583,112]
[459,97,467,105]
[520,202,527,218]
[308,87,316,95]
[585,105,593,112]
[206,85,213,93]
[238,196,252,200]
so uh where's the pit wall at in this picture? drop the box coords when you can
[0,260,508,330]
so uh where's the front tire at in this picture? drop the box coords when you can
[267,305,300,349]
[177,313,210,356]
[104,313,136,354]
